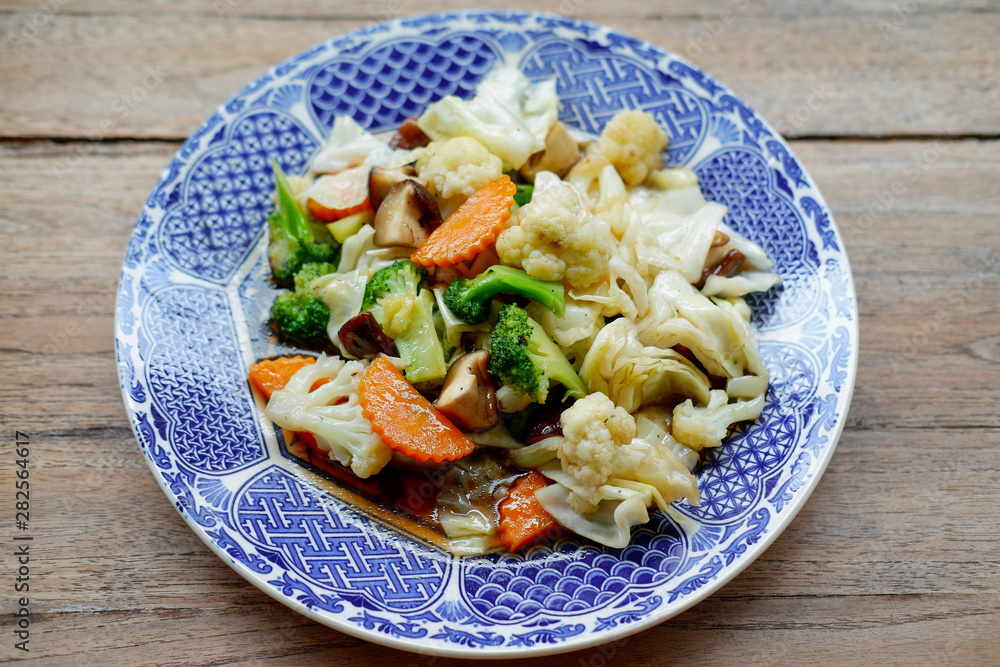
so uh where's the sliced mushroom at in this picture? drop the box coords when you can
[434,349,498,433]
[518,122,583,182]
[368,164,418,211]
[710,231,730,248]
[701,248,746,282]
[522,409,564,444]
[520,388,571,443]
[389,116,432,149]
[337,311,398,358]
[372,179,442,248]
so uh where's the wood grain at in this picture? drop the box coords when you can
[1,9,997,140]
[1,1,998,664]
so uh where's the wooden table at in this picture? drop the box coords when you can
[2,1,998,664]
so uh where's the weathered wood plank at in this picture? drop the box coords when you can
[1,0,997,20]
[4,139,1000,430]
[2,123,999,664]
[2,1,997,664]
[0,9,997,140]
[794,139,1000,429]
[17,588,1000,665]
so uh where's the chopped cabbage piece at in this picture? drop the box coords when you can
[474,66,558,153]
[534,475,650,549]
[417,68,544,169]
[508,435,561,469]
[637,270,767,379]
[569,256,649,320]
[612,439,699,508]
[581,318,712,413]
[312,270,368,359]
[310,115,412,174]
[701,271,782,298]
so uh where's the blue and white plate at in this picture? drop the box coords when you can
[115,11,857,658]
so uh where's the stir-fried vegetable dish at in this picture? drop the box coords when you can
[250,66,780,554]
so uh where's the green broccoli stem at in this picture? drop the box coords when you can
[524,316,587,400]
[268,160,339,283]
[468,265,565,315]
[513,183,533,207]
[272,159,312,248]
[391,289,448,387]
[445,265,565,324]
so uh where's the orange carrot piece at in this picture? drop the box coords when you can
[410,175,516,268]
[294,430,318,449]
[498,470,558,551]
[358,357,474,463]
[248,355,316,401]
[303,438,383,496]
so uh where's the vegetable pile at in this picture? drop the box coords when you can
[251,66,780,554]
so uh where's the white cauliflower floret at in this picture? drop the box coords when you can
[558,392,636,513]
[672,388,766,451]
[415,136,503,201]
[597,109,669,186]
[569,110,668,193]
[496,172,612,288]
[264,355,391,478]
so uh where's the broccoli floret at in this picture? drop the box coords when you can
[488,303,586,403]
[270,261,337,346]
[267,160,339,284]
[361,260,448,386]
[443,265,565,325]
[361,260,425,313]
[294,261,338,293]
[270,291,331,345]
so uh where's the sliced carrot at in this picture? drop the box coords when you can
[304,438,383,496]
[498,470,559,551]
[410,175,516,268]
[294,430,318,449]
[358,356,474,463]
[306,167,372,222]
[309,196,371,222]
[248,355,316,401]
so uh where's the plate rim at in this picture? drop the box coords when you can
[114,9,859,658]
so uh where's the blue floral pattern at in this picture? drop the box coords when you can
[115,11,857,658]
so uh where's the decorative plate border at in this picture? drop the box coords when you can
[115,10,857,658]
